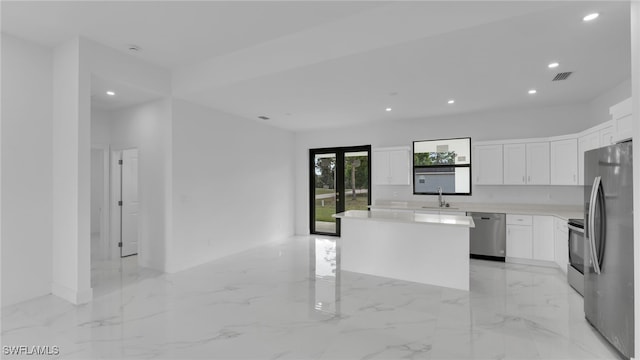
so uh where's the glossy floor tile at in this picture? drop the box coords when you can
[1,236,622,359]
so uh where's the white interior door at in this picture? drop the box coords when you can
[121,149,139,257]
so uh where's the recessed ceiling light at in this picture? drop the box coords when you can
[447,100,455,104]
[528,89,537,95]
[106,91,115,96]
[128,44,141,52]
[385,107,392,112]
[583,13,599,22]
[258,116,270,120]
[548,62,559,69]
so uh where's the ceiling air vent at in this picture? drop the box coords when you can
[552,72,573,81]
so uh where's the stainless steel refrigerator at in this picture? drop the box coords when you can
[584,140,634,359]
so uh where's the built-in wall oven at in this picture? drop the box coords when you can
[567,218,585,296]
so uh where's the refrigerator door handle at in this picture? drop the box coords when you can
[588,176,602,274]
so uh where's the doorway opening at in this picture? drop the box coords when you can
[309,145,371,236]
[90,145,110,263]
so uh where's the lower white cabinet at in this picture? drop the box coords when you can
[506,214,555,263]
[554,218,569,274]
[532,216,554,261]
[507,223,533,259]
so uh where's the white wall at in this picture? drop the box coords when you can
[630,2,640,357]
[91,108,112,145]
[588,78,632,128]
[169,99,295,272]
[1,34,53,306]
[294,100,622,234]
[110,99,172,271]
[90,149,103,234]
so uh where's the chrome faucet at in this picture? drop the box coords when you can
[438,186,445,207]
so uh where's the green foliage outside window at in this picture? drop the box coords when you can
[414,151,457,166]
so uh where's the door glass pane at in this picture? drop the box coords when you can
[344,151,369,212]
[314,153,337,234]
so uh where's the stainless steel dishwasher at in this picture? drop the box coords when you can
[467,212,506,261]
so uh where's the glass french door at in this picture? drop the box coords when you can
[310,145,371,236]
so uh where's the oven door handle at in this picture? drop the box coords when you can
[588,176,602,275]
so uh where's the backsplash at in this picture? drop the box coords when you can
[373,184,584,206]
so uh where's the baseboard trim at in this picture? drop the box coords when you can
[506,257,558,269]
[52,282,93,305]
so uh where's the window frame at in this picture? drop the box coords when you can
[412,137,472,196]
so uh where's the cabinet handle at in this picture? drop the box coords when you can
[528,175,531,182]
[573,174,576,182]
[522,176,525,183]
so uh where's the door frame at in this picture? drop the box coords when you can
[91,144,111,260]
[110,147,140,259]
[309,145,371,236]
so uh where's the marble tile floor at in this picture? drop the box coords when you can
[1,236,622,359]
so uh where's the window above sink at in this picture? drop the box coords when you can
[413,137,471,196]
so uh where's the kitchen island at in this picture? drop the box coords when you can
[333,210,475,291]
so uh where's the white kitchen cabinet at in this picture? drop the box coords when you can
[550,138,578,185]
[610,97,632,142]
[526,142,550,185]
[414,209,466,216]
[506,214,533,259]
[503,144,526,184]
[599,125,615,147]
[373,147,410,185]
[474,144,503,185]
[502,142,548,185]
[414,209,440,215]
[554,217,569,274]
[507,224,533,259]
[506,214,554,264]
[439,210,466,216]
[532,216,554,261]
[577,131,600,186]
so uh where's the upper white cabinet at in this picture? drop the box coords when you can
[502,142,549,185]
[373,147,410,185]
[550,138,578,185]
[475,98,629,189]
[599,125,615,147]
[526,142,550,185]
[577,130,600,186]
[474,144,503,185]
[610,97,632,142]
[503,144,526,184]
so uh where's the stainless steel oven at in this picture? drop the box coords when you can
[567,218,585,296]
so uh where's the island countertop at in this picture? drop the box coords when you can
[368,200,583,221]
[333,210,475,228]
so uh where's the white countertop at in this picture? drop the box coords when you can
[333,210,475,228]
[369,200,583,221]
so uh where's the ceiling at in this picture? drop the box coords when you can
[91,75,162,111]
[1,1,632,131]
